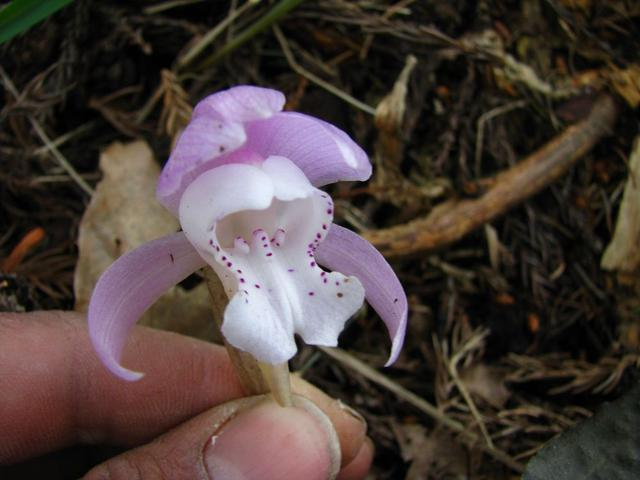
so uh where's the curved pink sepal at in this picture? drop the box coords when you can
[88,232,206,381]
[246,112,372,187]
[315,224,407,365]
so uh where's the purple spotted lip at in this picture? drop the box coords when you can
[88,85,407,381]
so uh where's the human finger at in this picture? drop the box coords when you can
[84,394,343,480]
[336,437,375,480]
[0,311,366,469]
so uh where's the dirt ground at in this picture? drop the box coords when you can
[1,1,639,478]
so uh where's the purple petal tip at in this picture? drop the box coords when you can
[87,232,205,381]
[315,224,408,365]
[384,307,407,367]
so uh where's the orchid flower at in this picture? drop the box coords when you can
[88,86,407,381]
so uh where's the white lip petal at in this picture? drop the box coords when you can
[262,155,315,201]
[179,157,365,364]
[221,258,364,364]
[178,163,274,254]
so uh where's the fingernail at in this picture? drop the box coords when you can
[336,399,367,464]
[204,396,341,480]
[337,400,367,433]
[290,377,367,466]
[336,437,375,480]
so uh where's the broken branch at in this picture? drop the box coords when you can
[365,95,619,257]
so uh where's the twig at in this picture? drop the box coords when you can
[360,0,418,59]
[273,25,377,116]
[446,329,494,449]
[31,173,101,185]
[196,0,306,70]
[176,0,259,70]
[475,100,527,176]
[144,0,206,15]
[320,346,525,473]
[365,95,618,257]
[135,80,165,125]
[33,121,98,156]
[2,227,46,273]
[0,67,94,196]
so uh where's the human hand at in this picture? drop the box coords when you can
[0,311,373,479]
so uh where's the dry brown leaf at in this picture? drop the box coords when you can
[392,423,469,479]
[460,363,511,409]
[372,55,424,208]
[607,65,640,108]
[601,136,640,272]
[392,422,429,463]
[74,140,215,340]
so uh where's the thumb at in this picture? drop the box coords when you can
[84,394,342,480]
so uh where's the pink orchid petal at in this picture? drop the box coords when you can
[88,232,205,381]
[157,117,250,215]
[315,224,407,366]
[246,112,372,187]
[157,86,285,215]
[193,85,285,123]
[157,87,371,214]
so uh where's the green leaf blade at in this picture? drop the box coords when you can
[0,0,75,45]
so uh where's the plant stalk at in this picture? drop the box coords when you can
[203,268,293,406]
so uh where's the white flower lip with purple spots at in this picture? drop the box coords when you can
[88,85,407,381]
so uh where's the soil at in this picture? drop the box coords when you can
[1,1,639,478]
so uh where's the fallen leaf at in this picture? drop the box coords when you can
[74,140,215,340]
[606,64,640,108]
[392,422,428,463]
[460,363,511,409]
[601,136,640,272]
[372,55,425,208]
[392,422,469,479]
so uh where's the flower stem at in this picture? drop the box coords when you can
[203,268,293,407]
[258,362,293,407]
